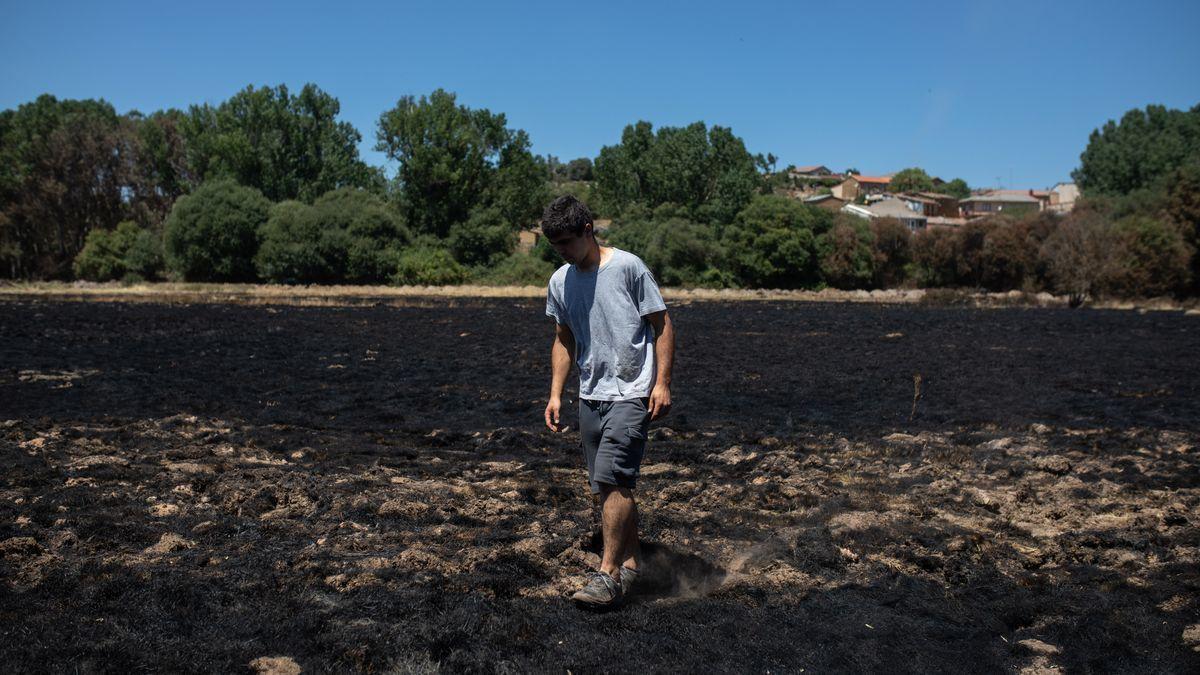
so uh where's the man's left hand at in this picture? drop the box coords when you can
[648,384,672,421]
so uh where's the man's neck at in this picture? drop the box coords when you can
[574,242,610,273]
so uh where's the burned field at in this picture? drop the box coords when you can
[1,296,1198,673]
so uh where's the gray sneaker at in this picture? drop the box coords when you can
[619,566,640,596]
[571,571,622,609]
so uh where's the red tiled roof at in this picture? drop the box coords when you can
[853,175,891,184]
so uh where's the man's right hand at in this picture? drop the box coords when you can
[545,397,568,432]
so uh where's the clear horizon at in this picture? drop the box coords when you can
[3,0,1197,190]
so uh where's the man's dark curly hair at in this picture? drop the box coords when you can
[540,195,594,238]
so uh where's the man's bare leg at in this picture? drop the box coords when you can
[591,492,639,571]
[598,485,638,579]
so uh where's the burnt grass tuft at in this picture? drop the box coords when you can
[1,298,1199,672]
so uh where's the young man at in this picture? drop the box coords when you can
[541,195,675,609]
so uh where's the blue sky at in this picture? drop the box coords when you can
[2,0,1197,189]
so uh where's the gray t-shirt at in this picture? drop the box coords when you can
[546,248,667,401]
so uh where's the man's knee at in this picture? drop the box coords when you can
[598,483,634,501]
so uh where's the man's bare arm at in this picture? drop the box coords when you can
[545,322,574,431]
[645,310,674,420]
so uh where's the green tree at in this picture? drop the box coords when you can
[1073,103,1200,196]
[255,188,410,284]
[889,167,935,194]
[719,194,832,288]
[181,84,380,202]
[315,188,410,283]
[255,201,340,284]
[606,216,730,288]
[941,178,970,200]
[376,89,546,238]
[549,157,595,182]
[0,95,132,278]
[164,179,270,281]
[593,120,761,222]
[125,109,193,228]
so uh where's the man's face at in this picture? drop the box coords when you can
[546,225,592,264]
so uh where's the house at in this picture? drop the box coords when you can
[803,194,847,212]
[984,189,1052,210]
[789,165,833,178]
[912,191,962,217]
[842,198,927,232]
[832,175,892,200]
[898,193,941,216]
[959,191,1042,217]
[1049,183,1079,213]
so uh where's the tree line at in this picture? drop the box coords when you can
[1,85,1197,300]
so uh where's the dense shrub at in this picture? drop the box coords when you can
[1107,215,1193,297]
[979,219,1040,291]
[164,180,269,282]
[720,195,831,288]
[816,215,875,289]
[255,201,344,284]
[1037,210,1118,304]
[910,227,962,287]
[255,188,408,284]
[73,221,163,282]
[473,251,558,286]
[392,247,469,286]
[869,218,911,288]
[1163,163,1200,292]
[448,207,517,267]
[318,189,409,283]
[607,216,730,288]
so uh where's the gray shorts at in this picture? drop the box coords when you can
[579,397,651,494]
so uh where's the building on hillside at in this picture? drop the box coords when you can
[985,189,1052,210]
[899,193,942,216]
[959,191,1042,217]
[789,165,834,178]
[914,191,961,217]
[832,175,892,201]
[842,198,927,232]
[803,194,848,212]
[1049,183,1079,213]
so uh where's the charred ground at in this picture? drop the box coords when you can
[1,297,1198,673]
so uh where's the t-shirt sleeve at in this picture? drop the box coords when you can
[545,282,566,324]
[632,268,667,317]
